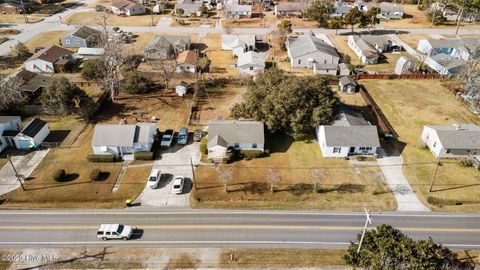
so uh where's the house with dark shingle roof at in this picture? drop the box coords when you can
[421,124,480,158]
[207,119,265,161]
[60,26,101,48]
[92,123,156,159]
[23,45,74,73]
[144,35,191,60]
[274,2,304,17]
[286,34,340,75]
[317,107,380,158]
[176,50,198,73]
[13,118,50,150]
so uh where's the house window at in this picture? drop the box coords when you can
[433,142,436,147]
[234,143,239,149]
[333,147,341,153]
[446,149,451,154]
[250,66,254,70]
[252,143,257,149]
[298,59,301,65]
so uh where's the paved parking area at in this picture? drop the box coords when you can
[134,141,201,207]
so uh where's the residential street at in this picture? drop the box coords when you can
[0,210,478,249]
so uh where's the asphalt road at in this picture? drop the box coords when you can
[0,209,478,249]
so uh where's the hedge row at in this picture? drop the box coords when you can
[240,150,266,159]
[87,154,121,163]
[134,151,154,160]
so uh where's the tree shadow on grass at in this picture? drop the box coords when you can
[229,182,269,195]
[26,180,92,191]
[319,183,365,194]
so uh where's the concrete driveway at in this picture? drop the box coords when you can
[0,150,49,195]
[135,141,201,207]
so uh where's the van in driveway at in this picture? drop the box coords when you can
[97,224,133,240]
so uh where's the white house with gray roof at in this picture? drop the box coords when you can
[222,35,256,57]
[348,35,397,64]
[92,123,156,158]
[421,124,480,158]
[376,2,403,19]
[417,38,480,61]
[236,51,265,76]
[226,4,252,18]
[317,107,380,158]
[286,34,340,75]
[174,0,203,17]
[207,119,264,161]
[425,53,467,75]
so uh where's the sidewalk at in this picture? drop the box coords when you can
[377,150,430,212]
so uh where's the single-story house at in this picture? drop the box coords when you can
[176,50,198,73]
[221,34,256,57]
[60,26,101,48]
[425,53,466,76]
[377,2,403,19]
[0,116,22,152]
[417,38,479,61]
[12,70,51,103]
[76,47,105,60]
[174,0,203,17]
[207,119,264,161]
[92,123,156,158]
[274,2,304,17]
[111,0,146,16]
[421,124,480,158]
[331,4,351,18]
[175,81,188,96]
[338,76,357,93]
[13,118,50,150]
[348,35,397,64]
[226,4,252,18]
[144,35,191,60]
[23,45,75,73]
[317,107,380,158]
[236,51,265,76]
[287,34,340,75]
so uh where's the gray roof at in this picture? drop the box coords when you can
[144,35,191,52]
[237,51,265,68]
[358,35,391,50]
[208,134,228,148]
[334,5,351,15]
[226,4,252,12]
[425,38,480,53]
[92,123,155,147]
[0,116,21,124]
[378,2,404,13]
[69,26,101,40]
[323,126,380,147]
[287,34,339,59]
[331,106,369,126]
[207,120,264,147]
[426,124,480,149]
[430,53,466,72]
[276,2,304,12]
[351,35,378,54]
[339,76,356,86]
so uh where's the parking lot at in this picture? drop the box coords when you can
[134,141,201,208]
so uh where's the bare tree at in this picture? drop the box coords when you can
[310,168,324,193]
[95,13,134,101]
[147,58,177,90]
[217,166,233,193]
[267,168,281,193]
[0,74,26,111]
[456,41,480,112]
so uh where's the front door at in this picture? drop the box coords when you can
[349,147,355,154]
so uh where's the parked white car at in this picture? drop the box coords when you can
[171,176,185,194]
[147,169,162,188]
[97,224,133,240]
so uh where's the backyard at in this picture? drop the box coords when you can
[25,30,68,51]
[362,79,480,212]
[192,134,396,211]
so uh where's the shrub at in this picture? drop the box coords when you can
[240,150,265,159]
[427,196,466,206]
[52,169,66,182]
[87,154,119,163]
[355,156,376,161]
[459,157,473,167]
[88,169,101,181]
[223,152,236,164]
[134,151,154,160]
[200,137,208,155]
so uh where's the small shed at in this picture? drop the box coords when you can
[338,76,357,93]
[176,81,188,96]
[395,56,415,75]
[13,118,50,150]
[339,63,350,76]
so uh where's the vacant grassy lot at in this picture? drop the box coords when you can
[0,123,150,209]
[398,34,430,50]
[25,30,69,51]
[362,79,480,212]
[219,249,347,268]
[192,134,396,211]
[172,17,214,27]
[328,34,362,66]
[62,12,162,26]
[224,18,265,28]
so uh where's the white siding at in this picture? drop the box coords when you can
[421,126,443,158]
[417,39,432,55]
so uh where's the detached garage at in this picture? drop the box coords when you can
[13,118,50,150]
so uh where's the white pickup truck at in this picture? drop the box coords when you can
[160,129,174,148]
[97,224,133,240]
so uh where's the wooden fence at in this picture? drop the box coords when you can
[358,85,397,137]
[356,73,444,80]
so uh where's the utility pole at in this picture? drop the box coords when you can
[189,156,197,189]
[429,157,440,192]
[19,0,29,24]
[7,155,26,191]
[357,208,372,254]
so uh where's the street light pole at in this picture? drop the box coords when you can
[357,207,372,254]
[7,155,26,191]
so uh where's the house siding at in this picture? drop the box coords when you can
[317,126,377,158]
[61,36,88,48]
[24,59,55,74]
[421,126,480,158]
[288,51,339,69]
[13,124,49,149]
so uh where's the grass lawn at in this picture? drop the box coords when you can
[196,84,246,125]
[62,12,162,26]
[224,18,265,28]
[192,134,396,211]
[362,79,480,212]
[0,14,45,23]
[219,249,347,268]
[205,50,238,76]
[25,30,69,51]
[328,34,362,66]
[398,34,430,50]
[0,123,150,209]
[366,52,410,74]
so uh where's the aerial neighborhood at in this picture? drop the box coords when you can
[0,0,479,267]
